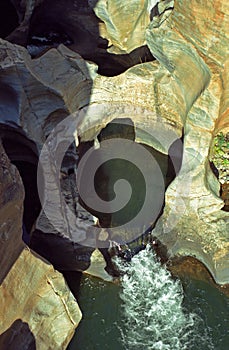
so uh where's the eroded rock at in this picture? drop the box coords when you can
[0,142,24,284]
[0,0,228,286]
[0,143,81,349]
[0,249,82,350]
[144,0,229,284]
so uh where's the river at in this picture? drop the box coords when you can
[67,246,229,350]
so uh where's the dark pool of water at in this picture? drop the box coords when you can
[182,278,229,350]
[67,274,123,350]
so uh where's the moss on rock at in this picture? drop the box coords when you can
[211,132,229,184]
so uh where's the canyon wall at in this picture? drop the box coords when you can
[0,0,228,309]
[0,143,81,348]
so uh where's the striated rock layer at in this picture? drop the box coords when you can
[0,0,228,286]
[90,0,229,284]
[143,0,229,284]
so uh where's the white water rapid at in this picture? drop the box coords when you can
[116,245,214,350]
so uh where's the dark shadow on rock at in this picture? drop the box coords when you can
[63,271,83,301]
[6,0,155,76]
[0,319,36,350]
[0,125,41,236]
[167,136,184,187]
[30,230,94,272]
[0,0,19,39]
[0,84,19,126]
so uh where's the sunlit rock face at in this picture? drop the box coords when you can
[0,249,82,350]
[79,0,229,284]
[142,0,229,285]
[0,0,228,285]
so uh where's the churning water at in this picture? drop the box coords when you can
[68,246,228,350]
[116,246,213,350]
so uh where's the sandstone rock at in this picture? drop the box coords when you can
[88,0,228,284]
[217,59,229,134]
[0,0,228,285]
[0,249,82,350]
[146,0,229,284]
[94,0,174,54]
[94,0,151,54]
[165,0,229,69]
[84,249,113,281]
[78,61,184,150]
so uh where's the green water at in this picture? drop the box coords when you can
[67,249,229,350]
[182,278,229,350]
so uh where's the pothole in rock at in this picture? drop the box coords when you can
[56,122,173,270]
[26,118,183,274]
[0,0,19,39]
[77,119,184,260]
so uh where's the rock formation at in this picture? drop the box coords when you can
[0,249,82,350]
[0,0,228,312]
[83,0,229,284]
[145,0,229,285]
[0,143,24,283]
[0,143,81,348]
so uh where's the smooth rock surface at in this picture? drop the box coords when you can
[0,249,82,350]
[146,0,229,284]
[0,0,228,285]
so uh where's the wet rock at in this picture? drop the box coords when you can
[84,249,113,281]
[167,256,229,297]
[30,229,94,272]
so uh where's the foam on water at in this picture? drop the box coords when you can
[116,245,214,350]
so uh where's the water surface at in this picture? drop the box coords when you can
[67,248,228,350]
